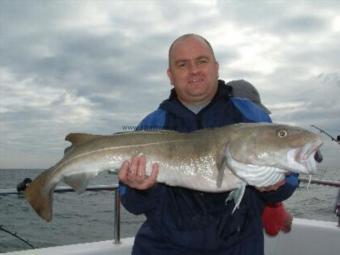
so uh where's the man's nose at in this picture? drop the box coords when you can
[188,62,199,73]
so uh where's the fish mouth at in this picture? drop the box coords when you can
[287,140,323,174]
[226,139,323,188]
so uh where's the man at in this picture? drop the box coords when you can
[118,34,298,255]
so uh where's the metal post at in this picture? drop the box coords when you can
[335,188,340,227]
[113,189,121,244]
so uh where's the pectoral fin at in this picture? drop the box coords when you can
[225,181,246,213]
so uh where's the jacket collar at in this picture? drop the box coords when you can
[160,79,232,117]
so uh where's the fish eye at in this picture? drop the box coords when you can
[277,129,288,138]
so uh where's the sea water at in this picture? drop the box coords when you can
[0,169,145,253]
[0,168,338,253]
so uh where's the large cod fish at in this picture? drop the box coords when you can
[25,123,322,222]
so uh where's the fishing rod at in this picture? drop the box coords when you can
[311,125,340,144]
[0,225,35,249]
[308,125,340,187]
[299,177,340,188]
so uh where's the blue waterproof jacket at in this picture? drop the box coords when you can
[119,80,298,255]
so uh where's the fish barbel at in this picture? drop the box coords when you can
[25,123,322,222]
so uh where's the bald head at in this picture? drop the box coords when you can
[166,34,219,105]
[168,34,217,67]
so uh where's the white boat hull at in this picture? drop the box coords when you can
[3,218,339,255]
[264,218,339,255]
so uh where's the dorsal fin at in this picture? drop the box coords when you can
[65,133,100,146]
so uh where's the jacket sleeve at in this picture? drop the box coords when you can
[119,109,167,215]
[119,182,164,215]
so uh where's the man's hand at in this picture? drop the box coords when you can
[257,179,286,192]
[118,155,159,190]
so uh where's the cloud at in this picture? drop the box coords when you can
[0,68,95,147]
[1,0,340,169]
[272,14,328,35]
[270,72,340,129]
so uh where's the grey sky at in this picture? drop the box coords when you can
[1,0,340,169]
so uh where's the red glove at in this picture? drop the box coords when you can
[262,202,292,236]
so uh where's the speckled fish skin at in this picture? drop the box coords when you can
[25,123,322,222]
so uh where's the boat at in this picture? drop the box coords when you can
[1,181,339,255]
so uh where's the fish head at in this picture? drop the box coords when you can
[226,123,323,187]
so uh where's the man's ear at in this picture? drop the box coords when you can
[167,68,174,86]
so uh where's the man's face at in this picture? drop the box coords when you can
[167,36,219,105]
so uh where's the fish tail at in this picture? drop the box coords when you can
[25,168,55,222]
